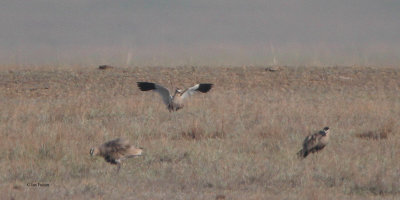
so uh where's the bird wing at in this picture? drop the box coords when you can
[303,133,319,150]
[137,82,172,106]
[101,138,131,156]
[181,83,213,100]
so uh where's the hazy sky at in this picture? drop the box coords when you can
[0,0,399,66]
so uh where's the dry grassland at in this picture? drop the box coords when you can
[1,65,400,199]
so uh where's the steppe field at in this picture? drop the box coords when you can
[1,65,400,200]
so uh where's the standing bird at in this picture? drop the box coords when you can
[90,138,143,172]
[137,82,213,112]
[297,127,330,159]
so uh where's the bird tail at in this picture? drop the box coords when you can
[297,149,307,159]
[127,146,143,157]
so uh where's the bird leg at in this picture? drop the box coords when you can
[168,103,174,112]
[116,162,122,174]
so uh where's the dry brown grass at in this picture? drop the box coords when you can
[355,120,394,140]
[1,65,400,199]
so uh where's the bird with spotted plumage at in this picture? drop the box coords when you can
[297,127,330,159]
[90,138,143,173]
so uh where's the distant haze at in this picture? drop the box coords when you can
[1,0,399,66]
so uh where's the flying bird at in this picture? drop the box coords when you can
[297,127,330,159]
[137,82,213,112]
[90,138,143,172]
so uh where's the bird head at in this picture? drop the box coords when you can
[174,88,183,96]
[89,147,99,156]
[322,127,330,135]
